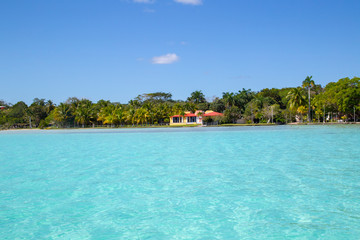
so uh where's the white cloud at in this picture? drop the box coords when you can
[174,0,202,5]
[152,53,179,64]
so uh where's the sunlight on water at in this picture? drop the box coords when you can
[0,126,360,239]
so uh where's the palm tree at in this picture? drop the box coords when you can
[103,114,115,127]
[187,90,206,104]
[286,88,306,122]
[97,105,114,126]
[127,107,136,126]
[297,105,307,122]
[113,106,126,126]
[287,88,306,111]
[185,102,196,113]
[46,100,55,115]
[53,103,70,127]
[156,102,171,124]
[222,92,236,108]
[66,97,80,127]
[143,102,155,124]
[128,100,141,109]
[74,100,94,127]
[302,76,315,122]
[135,107,149,125]
[97,107,108,125]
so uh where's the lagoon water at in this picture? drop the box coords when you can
[0,126,360,239]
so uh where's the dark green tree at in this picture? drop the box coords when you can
[187,90,206,104]
[224,106,241,123]
[302,76,315,122]
[209,97,225,113]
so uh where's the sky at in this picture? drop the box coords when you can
[1,0,359,104]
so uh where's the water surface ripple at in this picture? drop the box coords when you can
[0,126,359,239]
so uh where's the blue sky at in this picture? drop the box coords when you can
[1,0,359,104]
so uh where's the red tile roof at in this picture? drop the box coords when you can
[203,112,223,117]
[171,113,196,117]
[171,111,223,118]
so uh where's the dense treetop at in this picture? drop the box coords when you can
[1,77,359,129]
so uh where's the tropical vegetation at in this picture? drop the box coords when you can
[0,76,359,129]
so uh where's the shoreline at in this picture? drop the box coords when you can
[1,122,359,131]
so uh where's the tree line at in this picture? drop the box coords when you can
[0,76,359,129]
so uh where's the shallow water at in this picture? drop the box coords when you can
[1,126,360,239]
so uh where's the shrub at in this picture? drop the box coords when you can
[38,119,48,129]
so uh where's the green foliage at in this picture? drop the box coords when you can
[323,77,359,114]
[222,92,236,108]
[0,76,358,129]
[258,88,281,106]
[235,88,256,112]
[197,102,210,111]
[302,76,316,122]
[0,110,8,126]
[203,116,225,124]
[136,92,172,103]
[187,90,206,104]
[209,97,225,113]
[8,101,28,120]
[278,88,293,109]
[38,119,48,129]
[184,102,197,113]
[286,88,306,111]
[74,99,95,127]
[224,106,241,123]
[53,103,71,127]
[222,89,255,113]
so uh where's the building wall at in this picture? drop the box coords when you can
[170,116,202,125]
[170,116,185,125]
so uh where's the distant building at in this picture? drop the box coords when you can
[170,110,223,125]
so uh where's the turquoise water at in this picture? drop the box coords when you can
[0,126,360,239]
